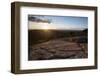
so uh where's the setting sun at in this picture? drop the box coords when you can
[43,25,49,30]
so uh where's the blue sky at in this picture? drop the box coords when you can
[28,15,88,30]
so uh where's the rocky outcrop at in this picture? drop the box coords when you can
[28,37,87,60]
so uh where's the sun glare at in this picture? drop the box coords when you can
[43,25,49,30]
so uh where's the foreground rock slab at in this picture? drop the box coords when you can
[29,37,87,60]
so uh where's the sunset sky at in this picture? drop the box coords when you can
[28,15,88,30]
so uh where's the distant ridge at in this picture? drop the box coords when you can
[83,29,88,32]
